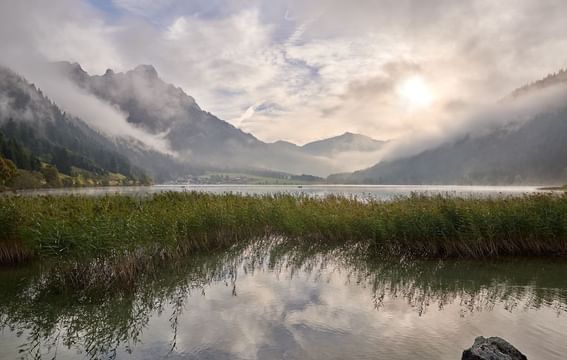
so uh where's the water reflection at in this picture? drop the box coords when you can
[0,243,566,360]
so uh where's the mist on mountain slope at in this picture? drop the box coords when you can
[331,76,567,185]
[52,61,386,177]
[1,0,563,182]
[0,57,389,179]
[1,0,567,184]
[271,132,388,173]
[2,9,566,185]
[29,64,175,156]
[0,65,151,182]
[3,52,567,185]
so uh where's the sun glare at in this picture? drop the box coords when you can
[396,75,434,110]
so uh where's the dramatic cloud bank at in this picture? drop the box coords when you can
[1,0,566,147]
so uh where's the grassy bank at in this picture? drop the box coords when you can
[1,192,566,266]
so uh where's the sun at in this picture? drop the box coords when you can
[396,75,434,110]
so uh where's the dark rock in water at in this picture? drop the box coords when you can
[462,337,527,360]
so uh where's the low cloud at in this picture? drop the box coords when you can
[0,0,178,155]
[1,0,567,169]
[377,82,567,163]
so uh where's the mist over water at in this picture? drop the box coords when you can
[14,184,548,202]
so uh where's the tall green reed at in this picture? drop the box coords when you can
[0,192,566,266]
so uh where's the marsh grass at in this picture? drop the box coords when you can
[0,200,34,264]
[0,240,33,265]
[1,192,566,270]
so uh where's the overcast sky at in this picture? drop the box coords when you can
[1,0,567,144]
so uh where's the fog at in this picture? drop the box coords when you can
[0,65,175,159]
[0,1,176,156]
[377,82,567,164]
[1,0,566,177]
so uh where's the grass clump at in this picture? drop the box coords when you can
[0,192,566,267]
[0,199,33,264]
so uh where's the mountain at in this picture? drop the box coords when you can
[52,62,339,177]
[270,140,300,152]
[511,69,567,98]
[0,65,150,185]
[331,71,567,185]
[301,132,386,157]
[9,60,565,186]
[270,133,386,157]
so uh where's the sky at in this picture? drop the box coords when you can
[1,0,567,145]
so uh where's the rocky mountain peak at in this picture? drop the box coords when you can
[52,61,89,83]
[130,64,159,80]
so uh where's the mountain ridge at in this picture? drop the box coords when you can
[301,132,386,156]
[511,69,567,99]
[331,70,567,185]
[52,61,357,177]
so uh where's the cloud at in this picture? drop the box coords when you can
[0,0,177,155]
[39,71,176,155]
[2,0,567,159]
[112,0,176,17]
[232,105,257,127]
[376,81,567,163]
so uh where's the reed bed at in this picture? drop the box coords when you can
[1,192,566,267]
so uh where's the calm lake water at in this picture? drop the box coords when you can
[1,244,566,360]
[14,184,548,200]
[1,186,564,359]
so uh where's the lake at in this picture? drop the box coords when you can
[1,186,564,359]
[0,242,566,360]
[14,184,548,200]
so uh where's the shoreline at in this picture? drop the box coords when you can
[539,186,567,191]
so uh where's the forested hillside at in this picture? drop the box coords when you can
[0,66,151,189]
